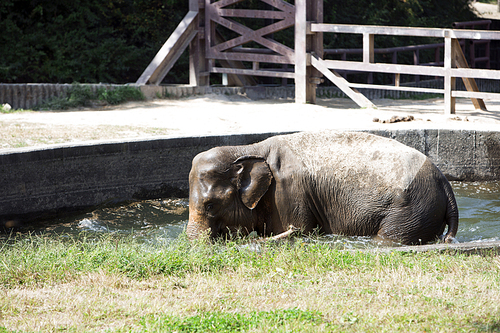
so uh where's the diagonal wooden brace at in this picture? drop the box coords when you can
[310,54,375,109]
[136,11,198,85]
[451,38,487,111]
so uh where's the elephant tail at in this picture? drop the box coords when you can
[442,180,459,243]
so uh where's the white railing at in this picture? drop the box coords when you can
[309,23,500,114]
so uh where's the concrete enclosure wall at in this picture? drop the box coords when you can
[1,129,499,225]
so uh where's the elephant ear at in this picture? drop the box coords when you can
[232,156,273,210]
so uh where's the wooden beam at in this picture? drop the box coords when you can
[294,0,307,103]
[305,0,323,104]
[444,35,456,114]
[214,31,257,86]
[363,33,374,63]
[310,23,500,40]
[190,0,207,86]
[310,54,374,108]
[206,51,294,64]
[453,90,500,100]
[320,59,446,76]
[349,83,443,94]
[137,11,198,85]
[212,0,245,10]
[210,67,295,78]
[451,38,487,111]
[321,59,500,80]
[209,13,294,56]
[218,9,288,19]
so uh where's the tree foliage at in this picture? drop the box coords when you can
[323,0,477,50]
[0,0,187,83]
[0,0,477,84]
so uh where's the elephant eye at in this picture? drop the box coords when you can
[204,200,220,215]
[205,203,215,212]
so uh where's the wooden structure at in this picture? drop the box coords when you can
[137,0,500,114]
[452,20,492,69]
[137,0,326,104]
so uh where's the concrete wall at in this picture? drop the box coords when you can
[0,133,285,224]
[1,129,499,225]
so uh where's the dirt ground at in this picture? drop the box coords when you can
[471,1,500,20]
[1,94,500,151]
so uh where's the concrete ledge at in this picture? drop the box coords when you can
[0,133,286,224]
[1,129,499,225]
[376,241,500,256]
[368,129,500,181]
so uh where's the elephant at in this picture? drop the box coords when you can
[187,131,459,245]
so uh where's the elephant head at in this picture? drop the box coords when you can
[186,148,273,240]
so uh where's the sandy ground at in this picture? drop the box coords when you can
[471,1,500,20]
[1,94,500,151]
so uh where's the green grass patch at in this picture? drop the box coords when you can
[36,83,145,110]
[0,233,497,288]
[1,233,500,332]
[139,308,325,332]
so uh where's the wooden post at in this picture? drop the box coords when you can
[363,33,374,85]
[190,0,208,86]
[305,0,323,104]
[363,33,374,63]
[444,32,456,115]
[295,0,307,103]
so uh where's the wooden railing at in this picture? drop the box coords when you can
[324,42,452,85]
[137,1,500,115]
[322,20,491,86]
[308,23,500,114]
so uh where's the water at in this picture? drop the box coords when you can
[32,198,190,245]
[452,181,500,243]
[2,182,499,247]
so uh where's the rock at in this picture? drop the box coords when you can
[450,116,469,122]
[374,115,415,124]
[2,103,12,112]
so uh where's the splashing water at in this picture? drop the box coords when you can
[3,182,498,248]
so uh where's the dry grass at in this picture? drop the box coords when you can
[0,122,177,149]
[1,235,499,332]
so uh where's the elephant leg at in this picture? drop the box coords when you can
[377,206,446,245]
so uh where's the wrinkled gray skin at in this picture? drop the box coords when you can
[187,131,458,245]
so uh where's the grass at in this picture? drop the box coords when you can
[36,84,145,111]
[1,233,499,332]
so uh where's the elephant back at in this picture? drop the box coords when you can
[273,131,428,192]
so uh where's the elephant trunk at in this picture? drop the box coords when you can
[186,209,211,240]
[186,221,199,240]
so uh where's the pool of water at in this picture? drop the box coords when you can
[2,182,499,247]
[31,198,190,245]
[452,181,500,243]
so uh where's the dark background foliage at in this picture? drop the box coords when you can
[0,0,477,84]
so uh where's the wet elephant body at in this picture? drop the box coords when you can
[187,131,458,245]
